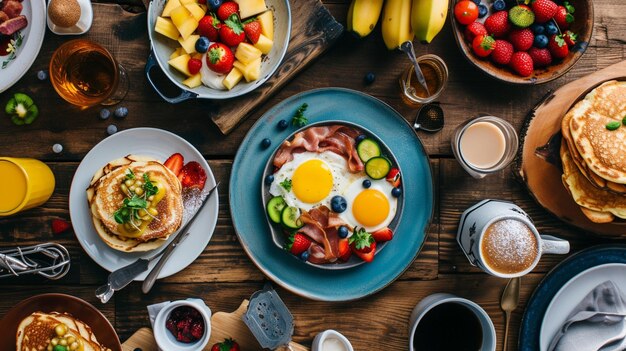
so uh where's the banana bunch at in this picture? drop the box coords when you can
[347,0,449,49]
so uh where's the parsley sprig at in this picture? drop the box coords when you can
[113,171,159,227]
[291,103,309,127]
[280,178,292,192]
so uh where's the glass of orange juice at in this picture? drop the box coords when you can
[0,157,55,216]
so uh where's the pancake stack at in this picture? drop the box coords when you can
[560,80,626,223]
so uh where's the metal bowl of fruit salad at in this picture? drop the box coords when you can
[146,0,291,102]
[450,0,593,84]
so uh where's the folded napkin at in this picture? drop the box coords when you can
[147,301,171,351]
[549,280,626,351]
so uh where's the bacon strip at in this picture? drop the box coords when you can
[298,206,348,263]
[0,15,26,35]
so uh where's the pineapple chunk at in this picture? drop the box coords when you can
[199,4,208,12]
[168,54,192,77]
[234,0,267,19]
[179,0,197,4]
[178,18,199,40]
[253,33,273,55]
[183,73,203,88]
[178,34,200,54]
[242,57,262,82]
[170,6,191,28]
[155,17,179,40]
[257,10,273,40]
[233,60,246,73]
[223,67,243,90]
[162,0,182,17]
[170,47,184,59]
[184,3,206,21]
[235,43,262,65]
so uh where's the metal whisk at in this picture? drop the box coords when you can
[0,243,71,280]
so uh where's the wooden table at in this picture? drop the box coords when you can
[1,0,624,349]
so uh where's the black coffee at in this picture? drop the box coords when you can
[413,302,483,351]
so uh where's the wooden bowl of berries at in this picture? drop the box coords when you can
[451,0,593,84]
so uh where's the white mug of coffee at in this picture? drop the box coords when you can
[457,199,570,278]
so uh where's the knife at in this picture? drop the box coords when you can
[142,182,219,294]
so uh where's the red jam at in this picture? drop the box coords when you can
[165,306,205,343]
[0,35,12,56]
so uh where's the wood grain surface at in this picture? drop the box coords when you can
[0,1,625,350]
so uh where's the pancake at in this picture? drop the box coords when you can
[569,80,626,184]
[560,142,626,223]
[87,155,183,252]
[16,312,111,351]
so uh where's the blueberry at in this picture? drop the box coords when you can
[106,124,118,135]
[99,108,111,120]
[52,143,63,153]
[300,250,310,261]
[264,174,274,185]
[330,196,347,213]
[531,23,545,35]
[478,4,488,18]
[391,187,402,198]
[195,36,210,53]
[261,138,271,148]
[355,134,367,143]
[534,34,549,48]
[114,106,128,118]
[207,0,223,10]
[545,22,558,36]
[36,70,47,81]
[493,0,506,11]
[362,179,371,188]
[364,72,375,85]
[338,226,349,238]
[277,119,288,130]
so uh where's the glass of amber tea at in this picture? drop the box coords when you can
[49,39,129,108]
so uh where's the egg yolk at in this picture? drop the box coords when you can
[292,159,334,203]
[352,189,390,228]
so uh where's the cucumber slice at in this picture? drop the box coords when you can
[281,206,303,229]
[365,157,391,180]
[266,196,287,224]
[357,138,381,162]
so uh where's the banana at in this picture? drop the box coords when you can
[381,0,414,50]
[347,0,384,38]
[411,0,449,44]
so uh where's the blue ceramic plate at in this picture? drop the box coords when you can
[519,245,626,350]
[230,88,434,301]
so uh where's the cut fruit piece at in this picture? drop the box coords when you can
[235,42,262,64]
[184,2,206,21]
[234,0,267,19]
[162,0,182,17]
[178,34,200,54]
[155,17,180,40]
[242,56,261,82]
[168,53,192,77]
[223,67,243,90]
[253,33,273,54]
[233,60,246,73]
[170,5,191,28]
[170,47,184,59]
[6,93,38,125]
[257,10,273,40]
[183,73,202,88]
[177,18,200,40]
[179,0,197,4]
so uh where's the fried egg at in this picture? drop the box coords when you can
[339,178,397,232]
[269,151,359,211]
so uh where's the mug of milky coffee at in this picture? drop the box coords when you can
[457,199,570,278]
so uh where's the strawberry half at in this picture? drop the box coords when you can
[179,161,207,189]
[349,228,376,262]
[372,227,393,242]
[285,232,311,255]
[164,153,184,176]
[338,239,351,261]
[52,219,71,234]
[385,168,401,187]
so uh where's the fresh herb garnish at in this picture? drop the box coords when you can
[126,169,135,180]
[113,172,159,226]
[291,103,309,127]
[143,173,158,198]
[622,116,626,126]
[280,178,292,192]
[606,121,621,131]
[348,227,374,250]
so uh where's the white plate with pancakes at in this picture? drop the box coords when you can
[69,127,218,280]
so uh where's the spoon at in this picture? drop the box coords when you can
[500,277,521,351]
[400,41,430,97]
[413,103,444,132]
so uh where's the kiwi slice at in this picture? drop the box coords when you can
[6,93,38,125]
[509,6,535,28]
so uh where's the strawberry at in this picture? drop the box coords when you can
[372,227,393,242]
[484,11,511,38]
[187,58,202,75]
[472,35,495,58]
[164,153,184,176]
[554,4,574,29]
[179,161,207,189]
[510,51,534,77]
[563,30,577,47]
[349,228,376,263]
[197,14,221,42]
[385,168,401,187]
[531,0,557,24]
[219,14,245,47]
[508,28,534,51]
[548,34,569,59]
[464,21,487,42]
[243,18,262,44]
[338,239,351,261]
[206,42,234,74]
[491,39,514,65]
[285,232,311,255]
[528,47,553,68]
[52,219,71,234]
[211,338,240,351]
[216,1,239,21]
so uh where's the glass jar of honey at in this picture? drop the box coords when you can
[399,54,448,107]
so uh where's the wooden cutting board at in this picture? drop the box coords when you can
[121,300,309,351]
[210,1,343,135]
[514,60,626,237]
